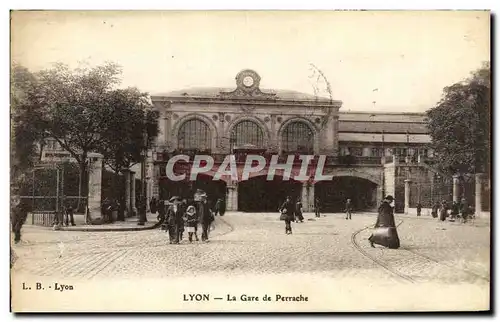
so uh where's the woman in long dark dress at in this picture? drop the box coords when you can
[368,195,400,249]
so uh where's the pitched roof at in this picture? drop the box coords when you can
[151,87,331,102]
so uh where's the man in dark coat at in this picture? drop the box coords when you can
[431,202,440,218]
[439,200,448,221]
[295,199,304,223]
[314,198,321,218]
[165,197,183,244]
[345,198,353,220]
[368,195,400,249]
[450,201,459,221]
[157,200,167,229]
[280,196,295,235]
[196,195,213,242]
[150,197,158,214]
[64,202,76,226]
[416,203,422,217]
[460,198,469,223]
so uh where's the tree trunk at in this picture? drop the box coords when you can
[114,168,125,221]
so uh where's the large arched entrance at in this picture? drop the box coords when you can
[159,174,227,203]
[238,175,302,212]
[315,176,378,212]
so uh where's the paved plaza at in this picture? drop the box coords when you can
[11,212,490,311]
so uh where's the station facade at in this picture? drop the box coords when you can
[149,69,444,213]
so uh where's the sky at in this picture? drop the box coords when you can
[11,10,490,113]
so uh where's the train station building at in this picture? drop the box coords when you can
[149,69,482,214]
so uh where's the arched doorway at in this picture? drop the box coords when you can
[238,175,302,212]
[315,176,378,212]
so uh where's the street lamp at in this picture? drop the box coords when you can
[138,112,150,226]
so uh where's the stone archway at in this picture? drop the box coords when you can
[237,175,302,212]
[315,176,379,213]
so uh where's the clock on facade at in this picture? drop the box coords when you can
[243,76,254,87]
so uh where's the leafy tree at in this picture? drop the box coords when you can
[426,62,490,177]
[31,62,122,212]
[98,88,159,220]
[10,64,41,242]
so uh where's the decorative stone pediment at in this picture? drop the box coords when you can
[219,69,276,100]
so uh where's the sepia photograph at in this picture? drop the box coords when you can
[9,10,491,312]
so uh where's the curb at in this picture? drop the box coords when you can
[57,220,162,232]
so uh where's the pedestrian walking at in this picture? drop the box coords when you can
[279,196,295,235]
[11,196,29,244]
[368,195,400,249]
[178,199,187,241]
[150,197,158,214]
[431,202,439,218]
[450,201,459,221]
[460,198,469,223]
[416,202,422,217]
[166,197,182,244]
[295,199,304,223]
[314,198,321,218]
[439,200,448,221]
[345,198,353,220]
[64,202,75,226]
[195,193,213,242]
[185,205,199,242]
[157,200,167,229]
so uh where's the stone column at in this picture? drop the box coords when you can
[308,182,315,213]
[301,182,309,212]
[218,112,226,151]
[87,153,103,219]
[130,171,137,217]
[376,184,384,208]
[332,115,339,156]
[322,112,336,155]
[150,160,159,200]
[226,185,238,211]
[164,111,172,146]
[122,169,131,218]
[270,114,278,152]
[452,174,460,203]
[404,179,411,215]
[475,173,484,217]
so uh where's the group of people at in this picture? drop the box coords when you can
[155,191,225,244]
[416,198,474,223]
[279,196,323,235]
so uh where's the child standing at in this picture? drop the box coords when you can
[185,205,199,242]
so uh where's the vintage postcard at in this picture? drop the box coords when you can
[10,10,491,312]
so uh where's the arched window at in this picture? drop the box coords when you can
[282,121,314,153]
[178,119,211,150]
[231,121,264,147]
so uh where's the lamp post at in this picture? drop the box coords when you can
[138,112,149,226]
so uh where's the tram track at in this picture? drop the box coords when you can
[351,219,490,284]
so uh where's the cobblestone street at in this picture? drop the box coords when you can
[12,212,490,282]
[11,212,491,311]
